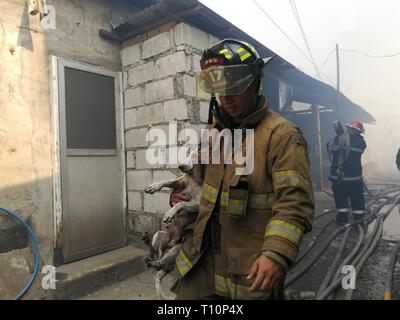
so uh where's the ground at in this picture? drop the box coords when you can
[2,184,399,300]
[81,268,161,300]
[79,184,400,300]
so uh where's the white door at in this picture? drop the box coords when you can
[56,58,126,263]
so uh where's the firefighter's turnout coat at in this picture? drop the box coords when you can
[175,96,315,299]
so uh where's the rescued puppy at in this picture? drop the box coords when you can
[143,159,203,300]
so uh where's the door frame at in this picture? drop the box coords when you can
[50,55,127,266]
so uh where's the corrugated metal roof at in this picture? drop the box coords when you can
[114,0,374,123]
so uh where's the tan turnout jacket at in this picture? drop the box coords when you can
[176,96,315,299]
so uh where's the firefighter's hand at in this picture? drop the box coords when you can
[247,255,283,292]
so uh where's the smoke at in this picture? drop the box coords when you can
[363,113,400,181]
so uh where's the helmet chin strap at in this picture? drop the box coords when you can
[208,96,219,124]
[208,94,262,128]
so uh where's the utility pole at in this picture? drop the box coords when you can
[336,43,341,113]
[312,104,324,190]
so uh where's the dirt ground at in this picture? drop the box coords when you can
[81,186,400,300]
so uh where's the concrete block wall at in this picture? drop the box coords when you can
[121,22,219,236]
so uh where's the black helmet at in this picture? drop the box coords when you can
[197,39,272,98]
[201,39,263,68]
[197,39,274,124]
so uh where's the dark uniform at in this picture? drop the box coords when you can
[328,131,367,223]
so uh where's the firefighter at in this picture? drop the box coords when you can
[327,120,367,225]
[170,39,314,300]
[396,148,400,171]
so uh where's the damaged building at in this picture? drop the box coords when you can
[0,0,376,299]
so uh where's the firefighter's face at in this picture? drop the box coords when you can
[218,79,258,120]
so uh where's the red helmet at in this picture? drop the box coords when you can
[346,120,365,133]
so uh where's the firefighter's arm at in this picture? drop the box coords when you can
[261,131,315,265]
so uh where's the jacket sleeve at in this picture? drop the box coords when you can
[396,148,400,168]
[261,130,315,264]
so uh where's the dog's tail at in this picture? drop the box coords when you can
[155,270,177,300]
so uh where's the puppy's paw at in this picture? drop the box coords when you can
[144,182,163,194]
[144,256,153,266]
[163,210,175,224]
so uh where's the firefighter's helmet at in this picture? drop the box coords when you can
[197,39,274,98]
[346,120,365,133]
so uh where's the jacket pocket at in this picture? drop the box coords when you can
[227,176,250,218]
[226,247,259,275]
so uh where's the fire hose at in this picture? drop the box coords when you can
[317,197,399,300]
[0,208,40,300]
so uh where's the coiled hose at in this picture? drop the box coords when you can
[0,208,40,300]
[384,240,400,300]
[318,196,399,300]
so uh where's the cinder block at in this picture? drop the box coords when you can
[123,71,128,92]
[124,87,144,109]
[174,23,210,51]
[135,149,166,170]
[126,151,135,169]
[199,101,210,123]
[184,122,207,139]
[154,51,191,79]
[148,124,171,146]
[132,214,156,234]
[192,53,202,72]
[128,62,154,86]
[165,147,180,169]
[144,193,171,214]
[125,128,149,149]
[183,75,196,97]
[136,103,164,126]
[145,78,175,104]
[164,99,189,121]
[121,44,141,67]
[124,109,137,129]
[127,170,152,191]
[142,31,172,60]
[128,192,142,211]
[153,170,178,183]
